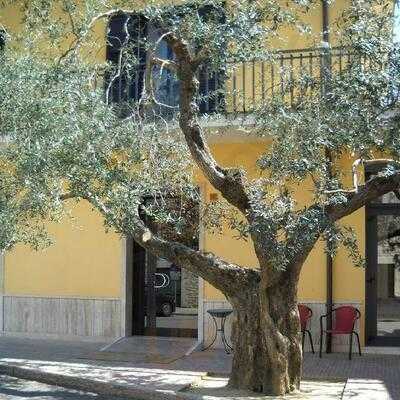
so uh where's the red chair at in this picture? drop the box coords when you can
[319,306,361,360]
[298,304,315,354]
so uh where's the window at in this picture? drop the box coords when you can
[0,29,5,51]
[106,13,179,111]
[105,4,225,115]
[147,22,180,110]
[106,13,147,105]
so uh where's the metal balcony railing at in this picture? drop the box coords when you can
[108,47,386,118]
[207,46,380,115]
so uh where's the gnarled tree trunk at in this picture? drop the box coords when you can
[228,278,302,396]
[163,35,309,396]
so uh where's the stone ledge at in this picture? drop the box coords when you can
[0,363,192,400]
[0,362,349,399]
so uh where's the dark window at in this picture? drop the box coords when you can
[0,29,5,51]
[196,3,226,114]
[105,4,225,115]
[106,13,147,104]
[106,13,179,113]
[148,22,180,112]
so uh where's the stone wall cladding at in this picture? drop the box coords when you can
[181,270,198,308]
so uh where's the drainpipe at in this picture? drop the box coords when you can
[322,0,333,354]
[326,209,333,353]
[322,0,330,44]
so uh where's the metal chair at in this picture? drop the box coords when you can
[319,306,361,360]
[298,304,315,353]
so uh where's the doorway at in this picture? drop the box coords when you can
[131,241,198,338]
[366,191,400,346]
[129,197,199,338]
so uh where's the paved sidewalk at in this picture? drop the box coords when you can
[0,374,127,399]
[0,336,398,399]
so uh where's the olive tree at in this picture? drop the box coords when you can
[0,0,399,395]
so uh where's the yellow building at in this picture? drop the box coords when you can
[0,0,399,353]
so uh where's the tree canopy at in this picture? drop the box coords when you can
[0,0,399,267]
[0,0,400,394]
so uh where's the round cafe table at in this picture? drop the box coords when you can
[202,308,233,354]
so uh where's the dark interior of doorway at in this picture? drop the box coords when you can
[131,240,198,338]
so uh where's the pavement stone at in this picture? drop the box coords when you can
[303,353,400,400]
[342,379,392,400]
[0,360,201,400]
[0,374,126,400]
[0,336,398,399]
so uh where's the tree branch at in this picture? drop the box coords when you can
[166,35,252,213]
[58,8,135,64]
[87,194,258,296]
[288,168,400,270]
[133,218,259,298]
[151,57,177,72]
[287,167,400,272]
[327,169,400,221]
[58,8,251,213]
[59,192,77,201]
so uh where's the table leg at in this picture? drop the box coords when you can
[202,314,218,351]
[221,316,233,354]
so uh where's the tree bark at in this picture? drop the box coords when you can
[228,280,302,395]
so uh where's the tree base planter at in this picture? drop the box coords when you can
[186,375,346,399]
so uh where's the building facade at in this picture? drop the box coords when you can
[0,0,399,352]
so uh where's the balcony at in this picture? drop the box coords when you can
[107,47,375,120]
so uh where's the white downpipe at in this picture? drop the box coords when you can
[352,158,364,193]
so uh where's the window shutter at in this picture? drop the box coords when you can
[0,29,5,51]
[197,3,226,114]
[106,13,147,104]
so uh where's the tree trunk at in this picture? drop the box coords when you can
[228,284,302,396]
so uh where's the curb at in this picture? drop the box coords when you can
[0,363,193,400]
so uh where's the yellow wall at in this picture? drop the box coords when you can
[4,201,122,298]
[1,2,122,299]
[0,3,22,33]
[2,0,366,337]
[202,140,363,302]
[198,140,278,296]
[200,139,366,340]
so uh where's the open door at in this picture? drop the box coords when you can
[131,242,199,337]
[366,196,400,346]
[132,240,146,335]
[130,197,199,338]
